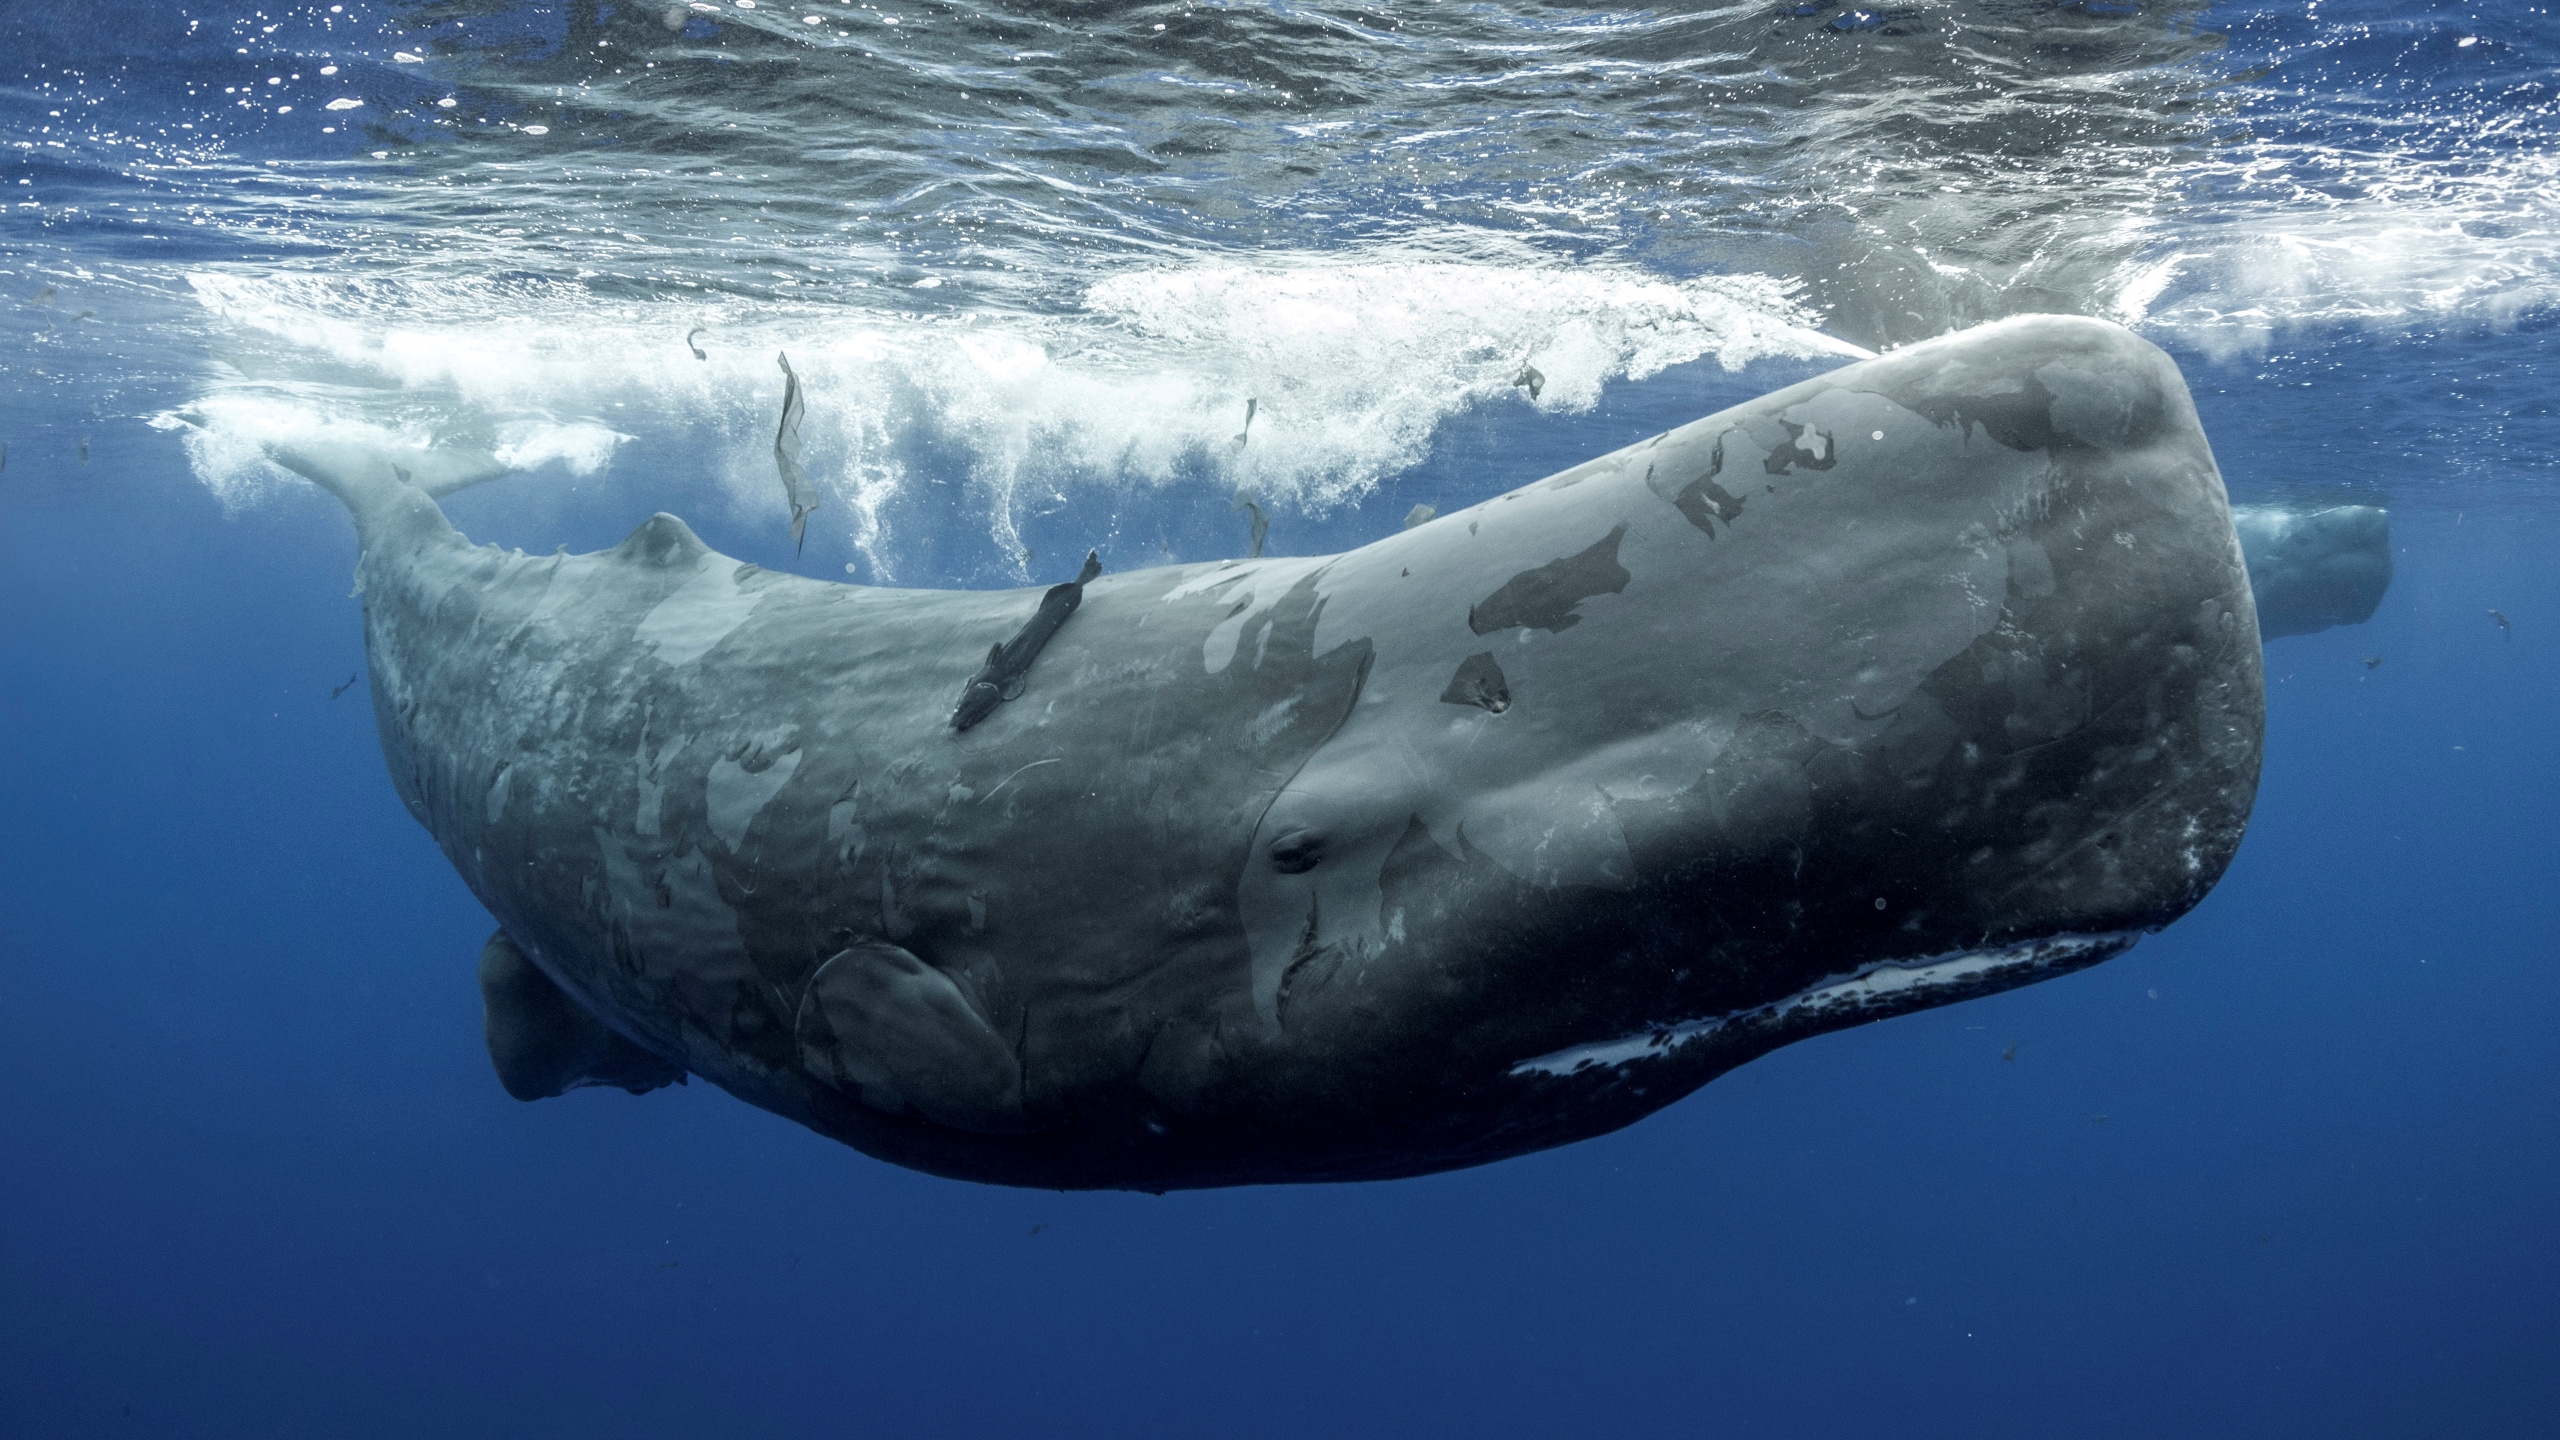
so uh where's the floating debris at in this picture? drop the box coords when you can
[772,351,819,555]
[27,285,54,306]
[77,436,88,464]
[328,671,360,700]
[1232,488,1269,559]
[1513,363,1544,401]
[952,550,1103,732]
[2361,655,2383,669]
[662,4,688,31]
[1232,397,1258,448]
[1403,503,1437,529]
[2489,608,2511,633]
[2002,1043,2016,1063]
[1028,1224,1046,1236]
[685,326,707,360]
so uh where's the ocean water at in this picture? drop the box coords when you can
[2,0,2555,1433]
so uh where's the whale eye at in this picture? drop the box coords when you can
[1268,827,1326,874]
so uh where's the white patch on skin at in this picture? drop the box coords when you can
[635,730,688,838]
[1163,557,1332,674]
[1247,696,1301,746]
[1507,932,2135,1078]
[705,749,801,852]
[826,796,866,863]
[636,558,764,668]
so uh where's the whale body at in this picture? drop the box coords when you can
[2231,502,2393,639]
[275,315,2264,1191]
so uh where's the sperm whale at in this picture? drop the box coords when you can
[262,314,2263,1190]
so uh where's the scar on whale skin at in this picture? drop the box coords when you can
[952,549,1103,732]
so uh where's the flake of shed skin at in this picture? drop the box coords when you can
[772,352,818,554]
[1439,651,1511,713]
[1233,489,1270,558]
[1467,525,1630,635]
[1403,503,1436,529]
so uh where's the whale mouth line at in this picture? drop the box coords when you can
[1506,931,2141,1080]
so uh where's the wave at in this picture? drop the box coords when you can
[165,248,1861,577]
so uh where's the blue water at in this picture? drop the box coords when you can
[5,1,2557,1434]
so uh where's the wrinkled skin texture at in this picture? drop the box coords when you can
[303,316,2263,1190]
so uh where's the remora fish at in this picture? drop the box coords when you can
[952,550,1103,731]
[262,316,2263,1191]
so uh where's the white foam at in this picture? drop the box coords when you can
[167,251,1861,569]
[2103,140,2560,349]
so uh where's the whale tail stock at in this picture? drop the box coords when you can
[255,435,515,549]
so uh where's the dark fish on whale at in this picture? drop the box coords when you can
[257,315,2263,1191]
[952,549,1102,732]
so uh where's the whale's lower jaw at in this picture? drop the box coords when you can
[1505,932,2150,1076]
[791,930,2144,1193]
[1509,931,2141,1080]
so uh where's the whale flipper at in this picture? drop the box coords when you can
[476,931,686,1102]
[794,941,1031,1134]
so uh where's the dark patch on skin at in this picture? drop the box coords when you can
[1762,420,1838,475]
[953,550,1103,731]
[1467,525,1630,634]
[1651,439,1752,539]
[1439,651,1512,713]
[1268,826,1326,874]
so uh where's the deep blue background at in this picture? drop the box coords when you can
[6,0,2559,1428]
[4,334,2556,1437]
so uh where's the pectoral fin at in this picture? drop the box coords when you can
[794,941,1029,1133]
[477,931,686,1102]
